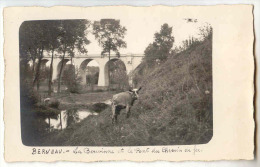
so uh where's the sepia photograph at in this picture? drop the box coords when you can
[0,1,258,166]
[3,5,255,162]
[19,18,213,146]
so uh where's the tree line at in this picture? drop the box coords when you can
[143,23,213,66]
[20,19,127,95]
[133,23,212,87]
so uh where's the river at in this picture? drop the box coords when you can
[45,109,99,130]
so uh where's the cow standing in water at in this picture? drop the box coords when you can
[111,87,142,124]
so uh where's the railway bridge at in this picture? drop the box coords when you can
[40,54,144,87]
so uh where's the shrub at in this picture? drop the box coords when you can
[62,65,82,93]
[130,30,213,145]
[43,26,213,146]
[143,23,174,66]
[20,80,39,109]
[109,60,129,90]
[48,99,60,109]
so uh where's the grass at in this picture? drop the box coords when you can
[41,35,213,146]
[21,90,116,146]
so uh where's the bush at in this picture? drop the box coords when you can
[20,80,39,109]
[43,27,213,146]
[89,103,109,113]
[130,30,213,145]
[109,60,129,90]
[48,99,60,109]
[143,23,174,66]
[62,65,82,93]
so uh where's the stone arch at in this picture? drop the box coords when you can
[41,59,49,66]
[103,58,128,88]
[56,59,70,78]
[36,59,50,87]
[40,59,50,73]
[79,59,100,86]
[104,58,127,71]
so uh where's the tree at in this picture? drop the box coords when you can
[92,19,127,86]
[109,61,129,90]
[62,65,82,93]
[19,23,36,79]
[144,23,174,65]
[198,23,213,40]
[44,21,63,95]
[38,66,50,89]
[57,20,91,93]
[19,21,49,91]
[85,66,99,91]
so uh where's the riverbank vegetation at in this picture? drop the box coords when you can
[20,19,212,146]
[42,24,213,146]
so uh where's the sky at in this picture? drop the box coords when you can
[42,18,207,67]
[86,18,208,66]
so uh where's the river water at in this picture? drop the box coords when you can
[45,109,98,130]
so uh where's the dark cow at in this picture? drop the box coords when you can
[111,87,142,124]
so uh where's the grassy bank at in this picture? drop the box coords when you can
[43,35,212,146]
[21,91,116,146]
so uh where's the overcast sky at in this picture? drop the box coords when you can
[87,18,207,66]
[87,19,206,54]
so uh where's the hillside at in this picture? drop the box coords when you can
[44,36,212,146]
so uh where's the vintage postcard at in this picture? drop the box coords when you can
[3,5,254,162]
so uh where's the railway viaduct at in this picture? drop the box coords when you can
[39,54,144,87]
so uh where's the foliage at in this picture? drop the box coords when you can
[173,37,199,53]
[92,19,127,57]
[20,62,34,83]
[21,111,49,146]
[43,27,213,146]
[144,23,174,65]
[131,62,150,87]
[19,21,49,88]
[20,80,39,109]
[19,20,91,93]
[65,109,80,128]
[92,19,127,87]
[38,66,50,83]
[19,20,91,145]
[44,21,64,95]
[62,64,82,93]
[19,21,48,64]
[198,23,213,40]
[57,20,91,93]
[58,20,91,58]
[173,23,212,54]
[109,60,129,90]
[86,66,99,86]
[48,99,60,109]
[89,103,109,113]
[130,28,213,145]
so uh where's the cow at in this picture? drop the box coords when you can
[111,87,142,124]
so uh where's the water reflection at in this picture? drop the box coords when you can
[45,109,98,130]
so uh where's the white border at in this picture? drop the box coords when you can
[0,0,259,167]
